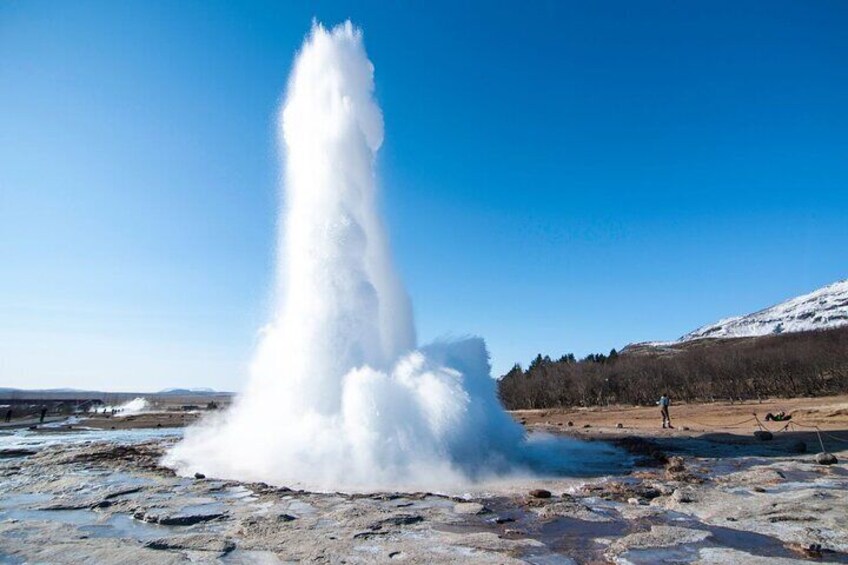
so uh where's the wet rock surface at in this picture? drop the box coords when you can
[1,428,847,563]
[453,502,487,515]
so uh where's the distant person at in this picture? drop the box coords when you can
[40,407,47,423]
[658,394,673,429]
[4,408,11,423]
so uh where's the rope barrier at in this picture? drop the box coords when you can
[786,420,827,452]
[749,416,848,451]
[821,431,848,444]
[785,420,848,448]
[668,410,848,454]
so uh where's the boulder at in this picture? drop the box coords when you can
[665,456,699,482]
[815,452,838,465]
[786,543,823,559]
[529,489,552,499]
[666,456,686,474]
[671,488,695,503]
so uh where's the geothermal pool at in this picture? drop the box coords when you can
[2,423,632,489]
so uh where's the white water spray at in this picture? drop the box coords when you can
[166,22,620,491]
[115,397,149,416]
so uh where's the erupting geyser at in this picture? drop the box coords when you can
[166,21,618,490]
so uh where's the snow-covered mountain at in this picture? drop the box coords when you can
[680,279,848,341]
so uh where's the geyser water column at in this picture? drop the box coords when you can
[165,21,528,490]
[262,19,416,416]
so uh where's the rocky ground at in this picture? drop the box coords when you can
[1,410,847,564]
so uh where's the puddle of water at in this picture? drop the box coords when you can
[439,496,637,563]
[100,471,156,489]
[647,511,848,563]
[539,516,630,548]
[441,490,848,564]
[0,551,25,564]
[521,433,634,477]
[529,516,636,562]
[0,507,173,542]
[224,486,255,500]
[0,492,53,508]
[702,524,795,557]
[81,513,170,540]
[0,427,182,452]
[620,545,700,564]
[521,554,577,565]
[285,499,316,517]
[2,508,99,526]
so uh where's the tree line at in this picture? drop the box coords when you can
[497,326,848,410]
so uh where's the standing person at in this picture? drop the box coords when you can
[658,394,673,429]
[4,408,11,423]
[40,406,47,423]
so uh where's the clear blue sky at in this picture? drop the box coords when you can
[2,1,846,391]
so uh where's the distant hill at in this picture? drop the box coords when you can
[157,388,219,395]
[0,387,232,402]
